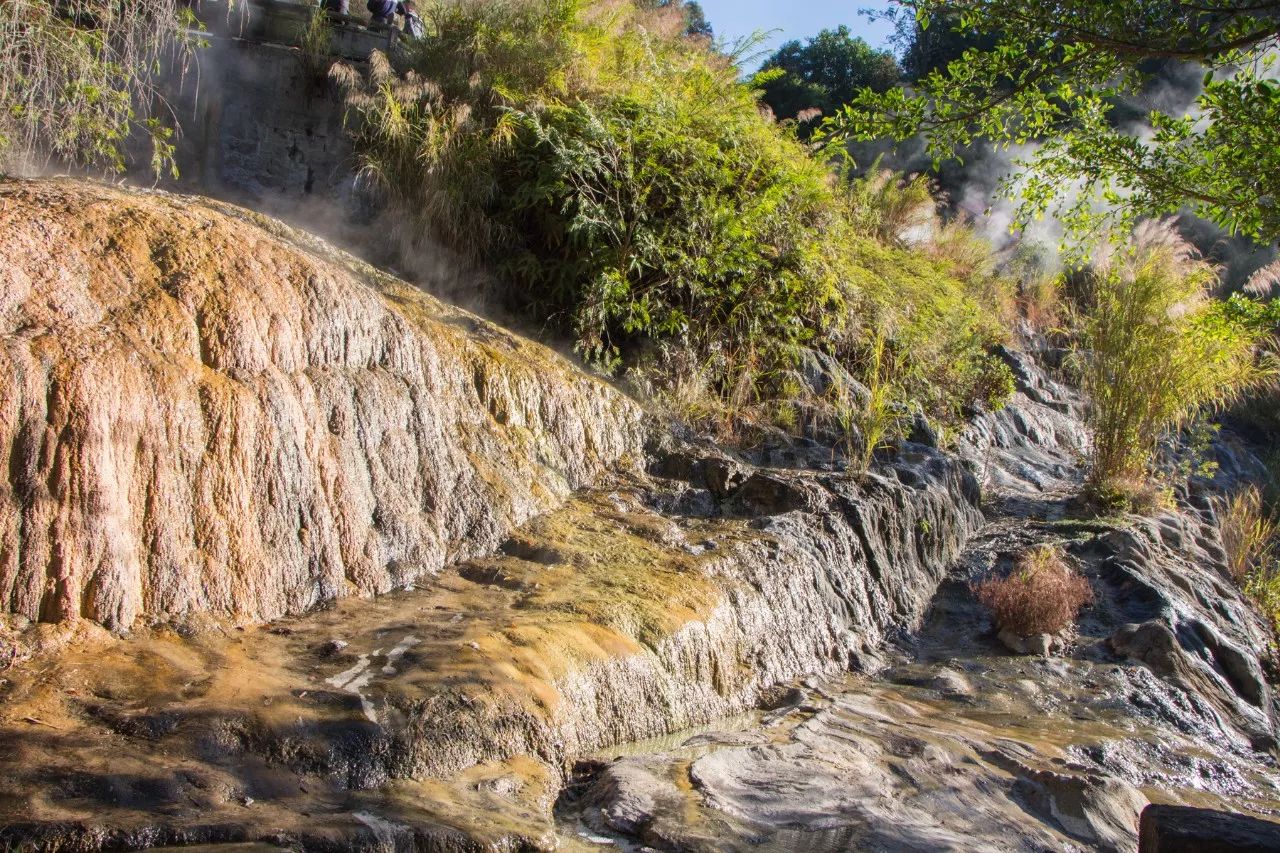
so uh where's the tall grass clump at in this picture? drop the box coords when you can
[973,545,1093,638]
[1218,486,1277,583]
[852,333,896,471]
[298,8,336,82]
[1216,486,1280,634]
[335,0,1016,442]
[0,0,196,174]
[1078,221,1274,506]
[842,162,935,246]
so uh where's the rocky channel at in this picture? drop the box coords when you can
[0,180,1278,851]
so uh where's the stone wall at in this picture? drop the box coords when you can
[151,1,384,221]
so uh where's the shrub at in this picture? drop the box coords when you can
[1079,221,1274,501]
[493,92,844,377]
[0,0,195,174]
[838,232,1014,435]
[335,0,1017,441]
[973,545,1093,637]
[339,0,845,378]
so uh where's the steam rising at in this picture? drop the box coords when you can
[854,58,1276,288]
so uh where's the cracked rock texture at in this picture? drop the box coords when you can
[560,349,1280,853]
[0,179,643,630]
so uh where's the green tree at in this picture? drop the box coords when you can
[829,0,1280,247]
[756,26,900,124]
[682,1,712,37]
[635,0,712,37]
[899,11,997,80]
[0,0,195,174]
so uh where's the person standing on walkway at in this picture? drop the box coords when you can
[366,0,402,26]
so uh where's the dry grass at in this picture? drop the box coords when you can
[843,164,936,246]
[1216,485,1280,635]
[1020,271,1064,334]
[973,545,1094,637]
[1084,475,1174,515]
[1218,486,1278,582]
[1244,258,1280,298]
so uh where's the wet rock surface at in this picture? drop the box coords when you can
[555,352,1280,852]
[0,416,983,849]
[1,184,1278,852]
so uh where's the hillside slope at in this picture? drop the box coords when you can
[0,180,643,629]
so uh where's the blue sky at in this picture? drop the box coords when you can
[697,0,899,65]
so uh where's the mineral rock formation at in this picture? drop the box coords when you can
[0,180,643,629]
[3,179,1278,853]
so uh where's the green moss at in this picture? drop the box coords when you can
[1034,517,1129,537]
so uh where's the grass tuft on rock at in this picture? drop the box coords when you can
[1217,485,1280,634]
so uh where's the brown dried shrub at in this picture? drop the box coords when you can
[973,545,1093,637]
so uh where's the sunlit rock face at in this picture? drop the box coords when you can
[3,178,1278,852]
[0,179,644,630]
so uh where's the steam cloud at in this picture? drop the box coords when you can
[851,58,1276,288]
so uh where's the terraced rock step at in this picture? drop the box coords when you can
[556,370,1280,852]
[0,437,986,849]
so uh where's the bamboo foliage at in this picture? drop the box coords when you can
[1080,220,1273,496]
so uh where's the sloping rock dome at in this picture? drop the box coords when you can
[0,180,643,629]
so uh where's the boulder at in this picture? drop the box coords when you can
[1138,804,1280,852]
[998,629,1059,657]
[703,457,748,499]
[1015,768,1148,852]
[1110,622,1183,679]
